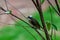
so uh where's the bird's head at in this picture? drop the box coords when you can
[28,15,32,19]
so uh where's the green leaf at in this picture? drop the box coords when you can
[58,0,60,3]
[40,0,45,4]
[52,24,58,31]
[46,22,51,31]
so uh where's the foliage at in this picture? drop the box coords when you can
[33,6,60,30]
[46,21,51,31]
[40,0,45,4]
[0,21,42,40]
[52,24,58,31]
[0,1,60,40]
[58,0,60,4]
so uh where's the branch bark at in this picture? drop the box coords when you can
[54,0,60,13]
[0,6,45,40]
[35,29,45,40]
[32,0,50,40]
[47,0,60,16]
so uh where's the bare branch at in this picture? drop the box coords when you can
[4,0,8,10]
[35,29,45,40]
[0,7,6,12]
[32,0,50,40]
[47,0,60,16]
[54,0,60,13]
[9,15,37,40]
[7,1,27,19]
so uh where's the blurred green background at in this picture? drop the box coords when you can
[0,6,60,40]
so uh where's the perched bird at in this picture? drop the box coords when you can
[28,15,42,29]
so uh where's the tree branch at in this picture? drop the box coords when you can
[54,0,60,13]
[32,0,50,40]
[0,6,45,40]
[47,0,60,16]
[11,12,45,40]
[9,15,37,40]
[35,29,45,40]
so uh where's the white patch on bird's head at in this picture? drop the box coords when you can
[29,15,32,17]
[28,15,33,20]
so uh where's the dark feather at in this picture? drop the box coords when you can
[28,17,40,29]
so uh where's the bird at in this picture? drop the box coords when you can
[28,15,42,29]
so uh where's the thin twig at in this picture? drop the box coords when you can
[10,13,33,27]
[1,0,33,28]
[32,0,37,7]
[0,1,45,40]
[8,15,37,40]
[0,7,6,12]
[4,0,8,10]
[0,7,32,28]
[47,0,60,16]
[35,29,45,40]
[11,13,46,40]
[32,0,39,11]
[6,1,27,19]
[0,5,45,40]
[36,0,40,7]
[6,1,43,29]
[54,0,60,13]
[32,0,50,40]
